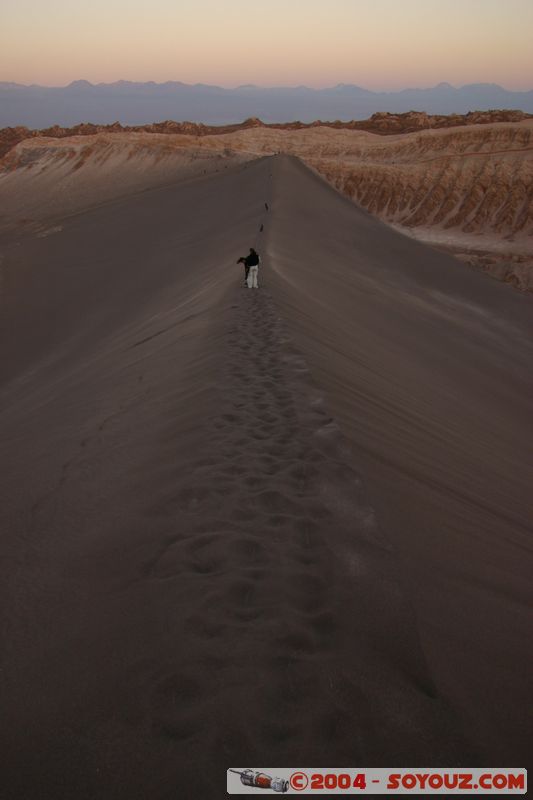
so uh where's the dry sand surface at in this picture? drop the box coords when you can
[0,156,532,799]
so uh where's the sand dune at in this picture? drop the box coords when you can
[0,156,532,798]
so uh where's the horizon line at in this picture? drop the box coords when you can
[2,79,533,93]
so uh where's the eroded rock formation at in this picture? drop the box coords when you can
[2,110,531,160]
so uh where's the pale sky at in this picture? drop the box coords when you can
[1,0,532,90]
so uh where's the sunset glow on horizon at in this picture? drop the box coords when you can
[1,0,532,91]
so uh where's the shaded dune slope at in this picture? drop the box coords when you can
[265,157,533,763]
[0,156,531,799]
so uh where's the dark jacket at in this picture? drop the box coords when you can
[245,251,260,267]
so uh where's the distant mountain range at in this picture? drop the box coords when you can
[1,80,532,128]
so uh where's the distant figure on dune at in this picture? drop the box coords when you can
[265,202,269,211]
[260,224,264,232]
[237,248,260,289]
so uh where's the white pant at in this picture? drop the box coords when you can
[247,265,259,288]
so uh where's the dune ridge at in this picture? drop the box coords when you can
[1,155,532,797]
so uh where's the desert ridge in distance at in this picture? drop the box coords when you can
[0,149,532,797]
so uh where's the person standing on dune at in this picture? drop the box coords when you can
[237,248,260,288]
[246,248,260,289]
